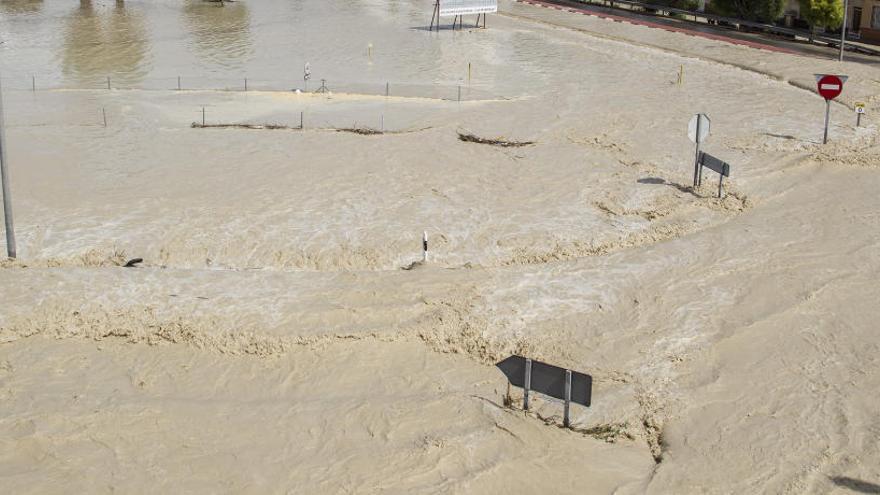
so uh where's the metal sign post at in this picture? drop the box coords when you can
[496,355,592,428]
[815,74,847,144]
[823,99,831,144]
[688,113,710,187]
[563,370,572,427]
[855,102,865,127]
[839,0,849,62]
[0,75,16,259]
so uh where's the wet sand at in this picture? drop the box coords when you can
[1,0,880,493]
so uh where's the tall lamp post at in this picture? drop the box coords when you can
[0,73,16,259]
[839,0,849,62]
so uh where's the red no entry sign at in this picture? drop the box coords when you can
[817,74,844,100]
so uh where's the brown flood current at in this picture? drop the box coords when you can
[1,0,880,493]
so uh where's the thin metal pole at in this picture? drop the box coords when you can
[386,82,389,97]
[31,75,35,92]
[202,107,205,126]
[839,0,849,62]
[823,99,831,144]
[107,76,111,90]
[102,107,107,128]
[178,75,181,90]
[0,76,16,258]
[693,116,702,187]
[523,358,532,411]
[380,115,384,132]
[300,111,304,129]
[857,112,862,127]
[564,370,572,428]
[718,175,723,198]
[244,78,248,91]
[698,152,704,186]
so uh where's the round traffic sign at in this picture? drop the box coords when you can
[817,75,843,100]
[688,113,710,143]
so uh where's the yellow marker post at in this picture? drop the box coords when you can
[855,102,866,127]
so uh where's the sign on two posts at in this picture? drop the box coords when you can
[496,355,592,428]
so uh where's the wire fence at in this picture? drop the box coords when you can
[2,74,501,102]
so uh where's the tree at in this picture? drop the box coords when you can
[798,0,844,33]
[709,0,786,23]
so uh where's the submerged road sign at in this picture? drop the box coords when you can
[496,355,592,427]
[816,74,845,100]
[697,151,731,198]
[430,0,495,30]
[439,0,498,16]
[814,74,848,144]
[855,102,866,127]
[688,113,710,144]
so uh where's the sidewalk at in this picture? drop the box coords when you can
[515,0,880,65]
[499,0,880,113]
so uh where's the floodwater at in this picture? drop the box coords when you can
[0,0,556,95]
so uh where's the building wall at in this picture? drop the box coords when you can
[857,0,880,42]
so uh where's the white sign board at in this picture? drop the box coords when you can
[855,102,866,114]
[688,113,710,143]
[439,0,498,16]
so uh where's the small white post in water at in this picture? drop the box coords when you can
[422,231,428,263]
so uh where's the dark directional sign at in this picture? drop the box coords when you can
[697,151,731,198]
[699,152,730,177]
[496,355,592,407]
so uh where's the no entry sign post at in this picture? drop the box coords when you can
[815,74,848,144]
[688,113,710,187]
